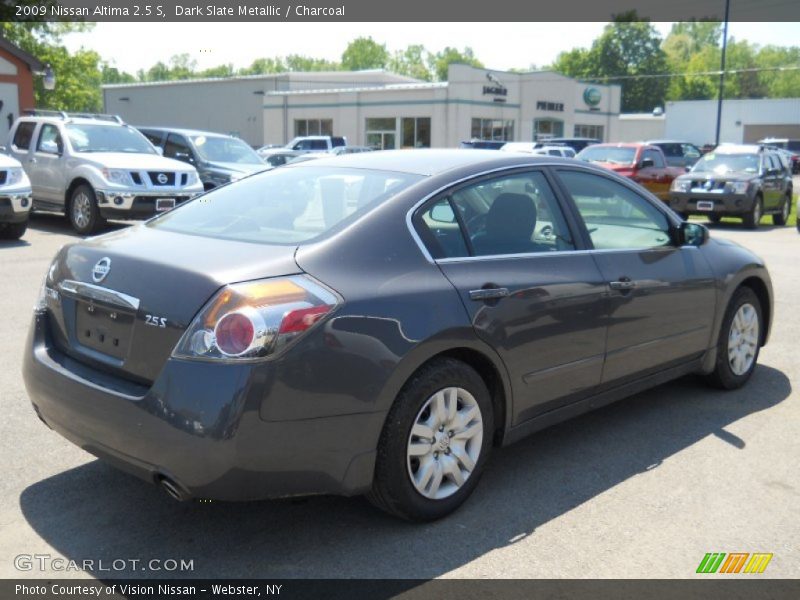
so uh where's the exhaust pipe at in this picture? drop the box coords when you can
[157,475,189,502]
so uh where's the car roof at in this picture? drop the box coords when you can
[645,140,692,144]
[586,142,648,148]
[135,126,235,139]
[714,144,764,154]
[18,116,125,127]
[285,148,578,176]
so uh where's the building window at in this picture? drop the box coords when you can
[366,117,397,150]
[401,117,431,148]
[574,124,604,140]
[471,118,514,141]
[533,118,564,140]
[295,118,333,137]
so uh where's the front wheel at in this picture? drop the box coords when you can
[706,287,762,390]
[742,196,762,230]
[708,214,722,224]
[0,220,28,240]
[368,358,494,521]
[773,194,791,226]
[69,184,106,235]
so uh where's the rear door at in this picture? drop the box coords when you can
[553,168,716,385]
[8,120,36,176]
[28,123,66,203]
[414,167,609,424]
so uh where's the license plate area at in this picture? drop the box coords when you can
[75,301,135,360]
[696,200,714,211]
[156,198,175,212]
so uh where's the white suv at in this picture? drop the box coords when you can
[0,153,32,240]
[7,111,203,234]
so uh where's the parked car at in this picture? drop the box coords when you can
[7,111,203,234]
[137,127,268,191]
[669,144,793,228]
[0,153,32,240]
[459,139,507,150]
[501,142,575,158]
[541,137,600,152]
[25,150,773,521]
[758,138,800,173]
[576,143,684,201]
[645,140,703,169]
[260,136,347,158]
[261,150,304,168]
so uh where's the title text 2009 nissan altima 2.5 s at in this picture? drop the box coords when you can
[24,150,772,521]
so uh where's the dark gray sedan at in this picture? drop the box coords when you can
[24,150,772,521]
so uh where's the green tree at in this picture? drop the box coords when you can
[1,22,102,111]
[239,57,287,75]
[101,63,136,84]
[388,45,433,80]
[198,64,235,78]
[551,12,669,112]
[428,46,483,81]
[341,37,389,71]
[285,55,340,71]
[756,45,800,97]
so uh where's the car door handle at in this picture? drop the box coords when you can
[469,287,510,301]
[609,279,636,291]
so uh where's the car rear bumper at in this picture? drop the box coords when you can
[669,192,754,215]
[23,312,382,501]
[0,193,32,223]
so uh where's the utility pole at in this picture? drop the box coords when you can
[714,0,731,146]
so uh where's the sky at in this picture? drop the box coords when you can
[62,22,800,75]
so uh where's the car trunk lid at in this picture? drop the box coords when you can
[45,224,301,384]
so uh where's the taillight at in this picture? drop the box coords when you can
[172,275,339,361]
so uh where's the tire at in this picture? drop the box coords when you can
[68,184,106,235]
[705,287,762,390]
[742,196,762,230]
[708,214,722,224]
[368,358,494,521]
[0,220,28,240]
[772,193,791,226]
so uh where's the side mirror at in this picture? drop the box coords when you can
[154,146,164,156]
[685,165,692,172]
[639,158,655,169]
[679,221,708,247]
[39,140,61,155]
[430,203,456,223]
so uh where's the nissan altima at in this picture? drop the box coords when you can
[24,150,772,521]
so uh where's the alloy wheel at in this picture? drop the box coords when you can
[728,303,759,376]
[72,192,92,230]
[406,387,483,500]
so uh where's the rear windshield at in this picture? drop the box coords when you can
[66,124,156,154]
[577,146,636,165]
[149,166,424,244]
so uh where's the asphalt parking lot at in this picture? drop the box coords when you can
[0,210,797,580]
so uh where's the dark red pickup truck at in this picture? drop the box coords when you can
[575,143,686,201]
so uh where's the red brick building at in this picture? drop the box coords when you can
[0,37,44,140]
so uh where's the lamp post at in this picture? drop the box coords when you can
[42,64,55,91]
[714,0,730,146]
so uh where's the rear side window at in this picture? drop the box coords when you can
[682,144,701,158]
[163,134,192,160]
[150,166,423,245]
[12,122,36,150]
[417,170,576,258]
[557,170,671,250]
[642,148,665,168]
[332,137,346,147]
[140,130,163,148]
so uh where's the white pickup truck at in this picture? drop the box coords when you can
[7,111,203,234]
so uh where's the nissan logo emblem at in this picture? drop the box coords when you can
[157,173,169,184]
[92,257,111,283]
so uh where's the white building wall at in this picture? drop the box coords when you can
[664,98,800,146]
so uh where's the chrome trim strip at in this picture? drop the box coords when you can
[435,245,694,264]
[58,280,140,311]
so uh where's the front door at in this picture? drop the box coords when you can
[553,168,717,384]
[414,168,609,424]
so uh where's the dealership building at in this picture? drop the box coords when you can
[103,64,622,148]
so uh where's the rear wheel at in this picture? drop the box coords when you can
[368,358,494,521]
[69,184,106,235]
[705,287,762,390]
[742,196,762,230]
[708,214,722,224]
[0,220,27,240]
[772,193,791,226]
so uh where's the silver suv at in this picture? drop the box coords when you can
[7,111,203,234]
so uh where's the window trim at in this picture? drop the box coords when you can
[35,123,63,155]
[12,121,38,152]
[411,165,586,261]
